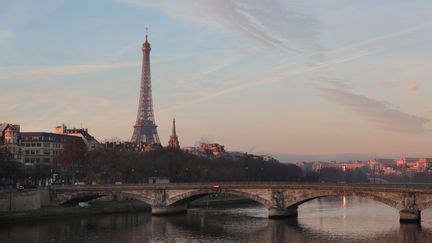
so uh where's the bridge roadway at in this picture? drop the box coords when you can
[50,182,432,223]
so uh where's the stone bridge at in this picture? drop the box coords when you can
[49,182,432,223]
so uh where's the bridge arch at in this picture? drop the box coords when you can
[166,189,273,208]
[284,191,401,210]
[57,191,154,206]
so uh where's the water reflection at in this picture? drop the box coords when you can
[2,196,432,242]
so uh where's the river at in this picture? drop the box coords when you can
[2,196,432,242]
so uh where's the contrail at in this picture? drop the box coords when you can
[328,21,432,54]
[158,49,381,113]
[159,21,432,113]
[270,21,432,73]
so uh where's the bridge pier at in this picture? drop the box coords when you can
[152,204,187,216]
[268,206,298,219]
[400,209,421,223]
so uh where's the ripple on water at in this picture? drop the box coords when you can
[2,197,432,242]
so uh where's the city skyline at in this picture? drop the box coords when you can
[1,1,432,160]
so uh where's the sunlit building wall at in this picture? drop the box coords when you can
[0,123,23,162]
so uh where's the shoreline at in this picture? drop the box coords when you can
[0,196,257,222]
[0,201,151,223]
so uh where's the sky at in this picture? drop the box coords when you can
[1,0,431,161]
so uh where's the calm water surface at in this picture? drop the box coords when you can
[2,196,432,242]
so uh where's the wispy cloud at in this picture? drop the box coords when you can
[0,61,138,81]
[21,62,136,76]
[159,49,380,113]
[319,88,430,133]
[171,48,258,94]
[318,76,353,90]
[159,19,432,113]
[0,89,131,137]
[0,51,198,81]
[329,21,432,54]
[199,50,251,76]
[118,0,319,53]
[407,80,420,100]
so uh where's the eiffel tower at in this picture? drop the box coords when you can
[131,31,160,144]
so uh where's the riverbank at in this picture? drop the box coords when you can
[0,195,257,222]
[0,200,151,223]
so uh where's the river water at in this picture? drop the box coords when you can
[2,196,432,242]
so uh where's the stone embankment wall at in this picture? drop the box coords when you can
[0,189,50,212]
[39,188,51,206]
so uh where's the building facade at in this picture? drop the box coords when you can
[21,132,85,166]
[55,124,99,150]
[0,123,23,162]
[396,157,432,173]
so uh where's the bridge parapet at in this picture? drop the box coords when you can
[49,183,432,223]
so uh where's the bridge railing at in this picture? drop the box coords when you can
[49,182,432,192]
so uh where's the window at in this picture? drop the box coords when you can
[37,143,41,147]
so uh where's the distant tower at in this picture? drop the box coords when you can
[131,30,160,144]
[167,118,180,149]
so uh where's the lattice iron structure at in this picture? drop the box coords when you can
[131,32,160,144]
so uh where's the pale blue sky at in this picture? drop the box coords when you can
[1,0,431,161]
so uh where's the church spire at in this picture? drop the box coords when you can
[167,118,180,150]
[172,118,177,137]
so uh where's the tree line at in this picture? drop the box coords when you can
[53,142,303,183]
[51,141,369,184]
[0,141,374,186]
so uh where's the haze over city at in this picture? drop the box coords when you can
[1,0,431,161]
